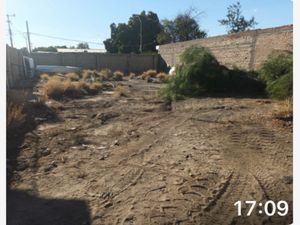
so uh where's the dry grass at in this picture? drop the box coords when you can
[129,73,136,79]
[273,98,293,121]
[113,71,124,81]
[34,92,48,107]
[89,82,103,90]
[100,69,113,80]
[7,102,25,130]
[82,70,94,80]
[40,73,50,81]
[157,72,168,82]
[40,74,103,100]
[142,70,157,79]
[114,85,129,97]
[42,78,66,100]
[63,80,83,97]
[51,74,64,81]
[66,72,80,81]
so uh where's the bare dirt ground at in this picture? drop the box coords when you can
[7,78,292,225]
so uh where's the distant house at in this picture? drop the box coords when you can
[57,48,106,53]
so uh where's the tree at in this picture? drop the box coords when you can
[157,20,176,44]
[32,45,67,52]
[104,11,162,53]
[19,47,29,55]
[157,8,207,44]
[219,1,257,33]
[77,42,89,49]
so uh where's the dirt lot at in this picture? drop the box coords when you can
[7,78,292,225]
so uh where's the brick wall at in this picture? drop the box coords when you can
[158,25,293,71]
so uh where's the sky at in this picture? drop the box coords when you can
[5,0,293,49]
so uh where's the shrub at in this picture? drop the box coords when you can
[141,70,157,79]
[160,46,264,100]
[141,73,148,80]
[157,72,168,82]
[259,50,293,83]
[40,73,50,81]
[266,72,292,100]
[113,71,124,81]
[63,80,83,98]
[129,73,136,79]
[82,70,93,80]
[52,75,64,81]
[100,69,113,80]
[42,78,82,99]
[89,82,103,93]
[66,72,80,81]
[42,78,66,100]
[258,50,293,100]
[273,97,293,122]
[114,85,129,97]
[146,70,157,78]
[7,102,25,130]
[73,80,89,90]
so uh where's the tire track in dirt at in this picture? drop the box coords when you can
[9,79,292,225]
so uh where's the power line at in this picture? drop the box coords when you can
[29,32,157,48]
[29,32,104,46]
[8,27,158,49]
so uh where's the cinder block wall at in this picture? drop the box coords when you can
[158,25,293,71]
[31,53,164,74]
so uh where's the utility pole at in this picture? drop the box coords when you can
[26,21,32,53]
[133,14,142,53]
[6,14,15,48]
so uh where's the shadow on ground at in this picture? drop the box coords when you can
[7,189,91,225]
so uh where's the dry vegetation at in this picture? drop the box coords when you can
[7,102,25,131]
[6,90,29,131]
[273,97,293,123]
[8,77,292,225]
[40,73,50,81]
[39,69,126,100]
[114,85,130,97]
[141,69,157,79]
[36,68,149,102]
[129,72,136,79]
[113,71,124,81]
[135,70,173,83]
[156,72,169,82]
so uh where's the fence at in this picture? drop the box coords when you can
[31,52,167,74]
[6,45,26,89]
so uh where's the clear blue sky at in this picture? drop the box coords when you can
[6,0,293,49]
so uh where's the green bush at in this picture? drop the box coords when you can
[266,72,292,100]
[160,46,265,100]
[258,50,293,100]
[259,50,293,83]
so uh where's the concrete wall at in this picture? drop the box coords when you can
[6,45,26,89]
[31,52,166,73]
[158,25,293,70]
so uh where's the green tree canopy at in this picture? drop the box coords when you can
[104,11,162,53]
[77,42,89,49]
[219,1,257,33]
[157,8,207,44]
[32,45,67,52]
